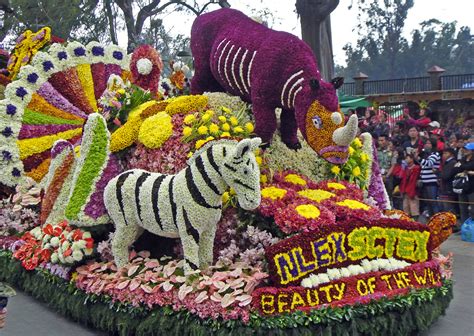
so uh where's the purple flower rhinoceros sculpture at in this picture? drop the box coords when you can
[190,8,358,164]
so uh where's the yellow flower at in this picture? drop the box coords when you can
[165,95,208,115]
[117,88,125,95]
[327,182,346,190]
[201,114,211,122]
[348,146,355,155]
[195,139,206,149]
[218,116,227,123]
[187,152,193,158]
[298,189,335,202]
[331,166,340,175]
[255,156,263,165]
[284,174,307,186]
[74,145,81,158]
[260,174,268,184]
[205,110,214,117]
[183,126,192,137]
[352,166,361,177]
[198,125,208,135]
[361,153,369,162]
[233,126,244,133]
[206,136,215,142]
[229,116,239,126]
[245,122,254,133]
[222,191,230,204]
[261,186,287,200]
[221,132,231,137]
[295,204,321,219]
[184,114,196,125]
[352,138,362,148]
[222,106,231,114]
[336,199,370,210]
[221,123,230,131]
[229,188,236,195]
[209,123,219,134]
[138,112,173,149]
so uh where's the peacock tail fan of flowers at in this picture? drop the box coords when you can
[0,41,129,187]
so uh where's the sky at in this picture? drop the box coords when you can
[155,0,474,66]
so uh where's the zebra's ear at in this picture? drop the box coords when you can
[250,137,262,151]
[234,138,253,158]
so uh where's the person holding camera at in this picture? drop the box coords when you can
[453,143,474,223]
[418,140,442,217]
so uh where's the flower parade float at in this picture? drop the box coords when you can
[0,9,455,336]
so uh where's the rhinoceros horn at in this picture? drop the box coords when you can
[332,114,358,146]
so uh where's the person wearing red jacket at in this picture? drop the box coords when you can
[405,108,432,130]
[400,153,421,220]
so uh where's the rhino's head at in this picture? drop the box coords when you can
[298,77,358,165]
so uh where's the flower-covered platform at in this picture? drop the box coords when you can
[0,8,454,336]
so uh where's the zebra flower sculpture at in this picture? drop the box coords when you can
[104,138,262,272]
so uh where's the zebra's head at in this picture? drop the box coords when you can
[222,138,262,210]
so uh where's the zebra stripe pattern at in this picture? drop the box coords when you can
[105,138,262,273]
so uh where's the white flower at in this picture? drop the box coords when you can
[105,45,129,69]
[83,232,92,239]
[86,41,106,63]
[181,65,190,75]
[65,256,74,264]
[31,51,57,78]
[137,58,153,75]
[361,259,373,273]
[50,253,59,264]
[62,241,70,250]
[309,274,319,287]
[318,274,330,284]
[347,264,361,276]
[301,278,312,288]
[327,268,341,280]
[173,62,181,71]
[42,234,51,243]
[50,237,60,247]
[340,268,351,278]
[84,248,93,256]
[58,253,65,264]
[48,43,70,72]
[72,250,84,261]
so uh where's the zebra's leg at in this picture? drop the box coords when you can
[112,223,141,268]
[198,229,216,269]
[179,231,201,274]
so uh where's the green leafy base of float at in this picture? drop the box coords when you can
[0,250,453,336]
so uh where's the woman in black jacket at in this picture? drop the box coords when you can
[454,143,474,223]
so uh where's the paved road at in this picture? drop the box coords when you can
[1,235,473,335]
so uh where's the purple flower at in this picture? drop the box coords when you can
[2,150,12,161]
[92,46,104,56]
[6,104,16,116]
[43,61,54,72]
[15,87,28,99]
[27,73,39,84]
[58,51,67,60]
[1,127,12,137]
[112,51,123,60]
[74,47,86,57]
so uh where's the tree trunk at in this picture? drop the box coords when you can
[296,0,339,81]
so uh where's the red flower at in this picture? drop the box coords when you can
[130,44,163,93]
[72,229,83,241]
[63,248,72,257]
[43,223,54,235]
[85,238,94,249]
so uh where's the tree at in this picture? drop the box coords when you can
[112,0,230,52]
[0,0,111,47]
[295,0,339,81]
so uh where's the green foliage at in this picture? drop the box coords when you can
[339,1,474,79]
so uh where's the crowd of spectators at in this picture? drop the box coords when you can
[355,107,474,226]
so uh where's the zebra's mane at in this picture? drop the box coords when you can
[186,139,238,166]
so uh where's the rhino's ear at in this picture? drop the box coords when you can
[331,77,344,89]
[309,78,320,91]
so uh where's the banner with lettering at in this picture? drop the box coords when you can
[252,260,442,315]
[265,218,432,286]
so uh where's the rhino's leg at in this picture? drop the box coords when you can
[280,108,301,150]
[252,101,277,147]
[190,57,225,94]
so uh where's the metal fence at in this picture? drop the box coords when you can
[340,82,355,96]
[441,74,474,90]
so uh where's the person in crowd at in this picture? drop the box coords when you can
[454,142,474,224]
[373,113,390,139]
[378,135,394,202]
[386,147,403,209]
[402,126,423,156]
[430,128,445,151]
[439,148,459,217]
[418,139,442,217]
[400,153,421,220]
[390,122,406,146]
[405,108,432,130]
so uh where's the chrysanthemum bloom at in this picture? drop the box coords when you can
[130,45,163,93]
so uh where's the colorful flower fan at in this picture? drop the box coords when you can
[0,41,129,186]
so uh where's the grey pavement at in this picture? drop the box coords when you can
[1,235,473,335]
